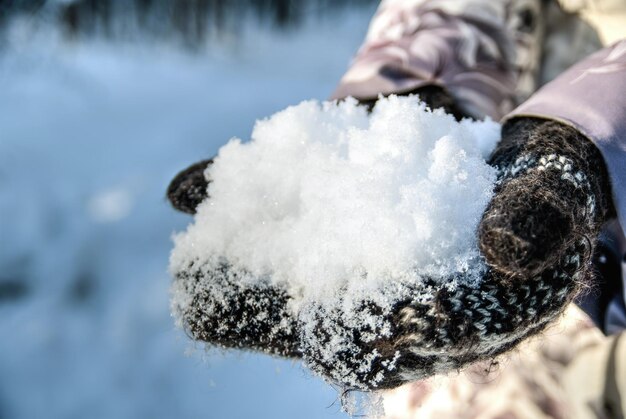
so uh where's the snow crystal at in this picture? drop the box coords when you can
[170,95,499,314]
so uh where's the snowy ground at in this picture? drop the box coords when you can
[0,7,377,419]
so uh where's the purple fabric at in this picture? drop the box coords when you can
[330,0,518,121]
[504,41,626,239]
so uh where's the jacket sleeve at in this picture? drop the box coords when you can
[503,40,626,239]
[329,0,525,121]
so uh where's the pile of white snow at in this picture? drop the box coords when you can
[170,95,500,313]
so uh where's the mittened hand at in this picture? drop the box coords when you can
[300,117,615,391]
[167,159,302,358]
[167,159,213,215]
[172,261,301,358]
[165,97,615,392]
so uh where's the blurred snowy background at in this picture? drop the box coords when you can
[0,1,378,418]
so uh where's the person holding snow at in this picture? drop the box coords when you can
[168,0,626,415]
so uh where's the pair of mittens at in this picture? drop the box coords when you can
[167,86,613,390]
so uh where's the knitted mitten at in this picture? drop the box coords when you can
[167,159,213,215]
[172,261,301,358]
[299,115,614,390]
[168,159,301,358]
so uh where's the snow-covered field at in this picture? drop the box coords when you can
[0,7,377,419]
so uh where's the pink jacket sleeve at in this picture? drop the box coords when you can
[503,40,626,238]
[329,0,521,121]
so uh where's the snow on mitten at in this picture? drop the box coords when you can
[171,261,301,358]
[167,160,301,358]
[298,114,614,392]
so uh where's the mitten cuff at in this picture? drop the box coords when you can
[503,40,626,237]
[329,0,522,120]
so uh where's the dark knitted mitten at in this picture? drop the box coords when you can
[299,117,614,390]
[167,160,301,358]
[167,159,213,215]
[172,262,301,358]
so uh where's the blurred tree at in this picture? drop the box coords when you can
[1,0,376,46]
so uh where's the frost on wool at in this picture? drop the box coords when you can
[169,95,500,388]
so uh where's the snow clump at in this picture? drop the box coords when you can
[170,95,499,314]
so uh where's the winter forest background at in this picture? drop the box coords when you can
[0,1,379,418]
